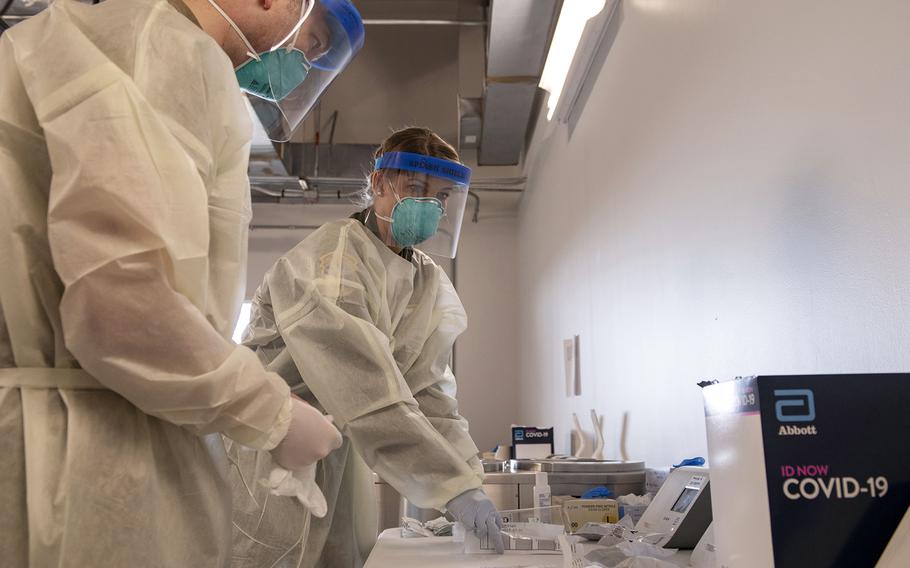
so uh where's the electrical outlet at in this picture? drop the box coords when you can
[564,336,582,397]
[564,338,575,397]
[574,334,581,396]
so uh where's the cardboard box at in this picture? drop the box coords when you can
[702,374,910,568]
[511,426,554,459]
[562,499,620,533]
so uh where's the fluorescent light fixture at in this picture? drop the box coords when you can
[634,0,676,13]
[539,0,608,120]
[232,301,252,344]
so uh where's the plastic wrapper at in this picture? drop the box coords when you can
[574,516,636,543]
[614,541,677,559]
[560,516,679,568]
[616,493,652,525]
[263,465,327,518]
[645,468,670,495]
[464,506,566,554]
[611,558,678,568]
[400,516,454,538]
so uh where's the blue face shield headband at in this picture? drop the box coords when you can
[373,152,472,257]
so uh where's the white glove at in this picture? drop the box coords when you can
[271,398,342,470]
[446,488,504,553]
[264,464,328,518]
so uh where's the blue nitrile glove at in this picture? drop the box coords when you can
[446,488,504,553]
[582,486,613,499]
[672,457,706,469]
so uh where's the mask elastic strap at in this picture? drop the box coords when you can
[277,0,316,53]
[373,180,402,223]
[206,0,260,60]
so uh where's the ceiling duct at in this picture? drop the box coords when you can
[280,142,376,181]
[478,0,558,166]
[458,97,483,150]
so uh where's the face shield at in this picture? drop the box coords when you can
[374,152,472,259]
[212,0,365,142]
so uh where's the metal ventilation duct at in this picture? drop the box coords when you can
[478,0,558,166]
[280,143,377,181]
[458,97,483,150]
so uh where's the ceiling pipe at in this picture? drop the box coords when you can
[249,224,323,231]
[362,19,485,26]
[255,175,526,189]
[467,191,480,223]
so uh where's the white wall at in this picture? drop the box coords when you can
[517,0,910,467]
[454,211,520,454]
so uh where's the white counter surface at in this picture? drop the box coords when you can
[364,529,693,568]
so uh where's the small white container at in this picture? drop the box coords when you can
[533,471,552,523]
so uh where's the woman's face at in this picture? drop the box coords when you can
[372,170,452,251]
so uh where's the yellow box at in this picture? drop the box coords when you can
[562,499,620,533]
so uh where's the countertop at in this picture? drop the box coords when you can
[364,529,693,568]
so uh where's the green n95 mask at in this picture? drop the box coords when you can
[234,49,310,102]
[372,151,472,258]
[206,0,365,141]
[386,196,445,247]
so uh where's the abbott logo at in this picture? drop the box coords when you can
[774,389,816,423]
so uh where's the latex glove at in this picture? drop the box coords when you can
[446,488,504,554]
[264,464,328,517]
[271,398,342,470]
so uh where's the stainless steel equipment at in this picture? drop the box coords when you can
[637,466,712,549]
[492,459,647,510]
[509,458,646,473]
[482,459,507,473]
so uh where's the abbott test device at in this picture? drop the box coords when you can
[702,374,910,567]
[635,466,712,549]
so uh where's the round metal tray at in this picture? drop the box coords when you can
[481,460,507,473]
[509,458,646,473]
[482,470,645,485]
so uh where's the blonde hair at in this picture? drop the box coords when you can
[374,127,459,162]
[358,127,460,206]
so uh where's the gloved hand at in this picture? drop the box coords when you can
[271,398,342,470]
[446,488,504,554]
[264,464,328,518]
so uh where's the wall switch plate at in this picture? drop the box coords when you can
[574,334,582,396]
[564,338,575,397]
[564,335,582,397]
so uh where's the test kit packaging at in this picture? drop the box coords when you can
[645,467,671,495]
[511,426,554,459]
[562,499,620,533]
[702,374,910,568]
